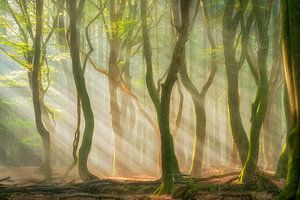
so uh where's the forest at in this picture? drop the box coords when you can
[0,0,299,199]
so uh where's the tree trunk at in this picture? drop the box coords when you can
[121,76,136,175]
[262,0,281,170]
[240,0,269,182]
[31,0,52,180]
[67,0,96,180]
[106,0,130,176]
[214,89,220,165]
[222,0,249,165]
[189,97,206,177]
[180,52,208,178]
[276,0,300,198]
[275,88,291,179]
[179,0,217,177]
[141,0,190,194]
[108,43,124,176]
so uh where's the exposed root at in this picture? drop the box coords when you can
[0,177,11,183]
[0,174,279,199]
[154,182,174,195]
[224,176,239,184]
[59,192,126,200]
[199,171,240,182]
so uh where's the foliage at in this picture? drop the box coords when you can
[0,70,28,88]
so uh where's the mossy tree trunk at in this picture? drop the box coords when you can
[31,0,52,180]
[240,0,270,182]
[141,0,191,194]
[262,0,282,170]
[67,0,96,180]
[168,0,185,178]
[275,88,291,179]
[276,1,300,198]
[3,0,56,180]
[222,0,249,165]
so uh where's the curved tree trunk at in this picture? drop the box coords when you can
[262,0,281,170]
[67,0,96,180]
[222,0,249,165]
[121,52,136,175]
[179,53,210,178]
[31,0,52,180]
[176,0,217,178]
[107,43,124,175]
[240,0,270,182]
[276,1,300,198]
[106,1,136,176]
[141,0,190,194]
[275,88,291,179]
[172,82,185,174]
[189,97,206,177]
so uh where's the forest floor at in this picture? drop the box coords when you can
[0,167,284,200]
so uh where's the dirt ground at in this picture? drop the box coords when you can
[0,167,284,199]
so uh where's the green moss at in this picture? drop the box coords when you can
[275,144,289,179]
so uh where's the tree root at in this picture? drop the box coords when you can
[0,176,11,182]
[59,192,126,200]
[154,182,174,195]
[0,175,279,199]
[199,171,240,182]
[224,176,239,184]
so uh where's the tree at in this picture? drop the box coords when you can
[141,0,191,194]
[275,87,291,179]
[179,0,217,177]
[31,0,52,180]
[0,0,60,180]
[67,0,96,180]
[102,0,141,176]
[239,0,270,182]
[276,0,300,198]
[222,0,249,166]
[262,0,282,170]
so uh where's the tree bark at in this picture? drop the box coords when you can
[276,1,300,198]
[31,0,52,180]
[67,0,96,180]
[222,0,249,165]
[178,0,217,178]
[141,0,191,194]
[108,40,124,175]
[275,88,291,179]
[262,0,281,170]
[240,0,269,182]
